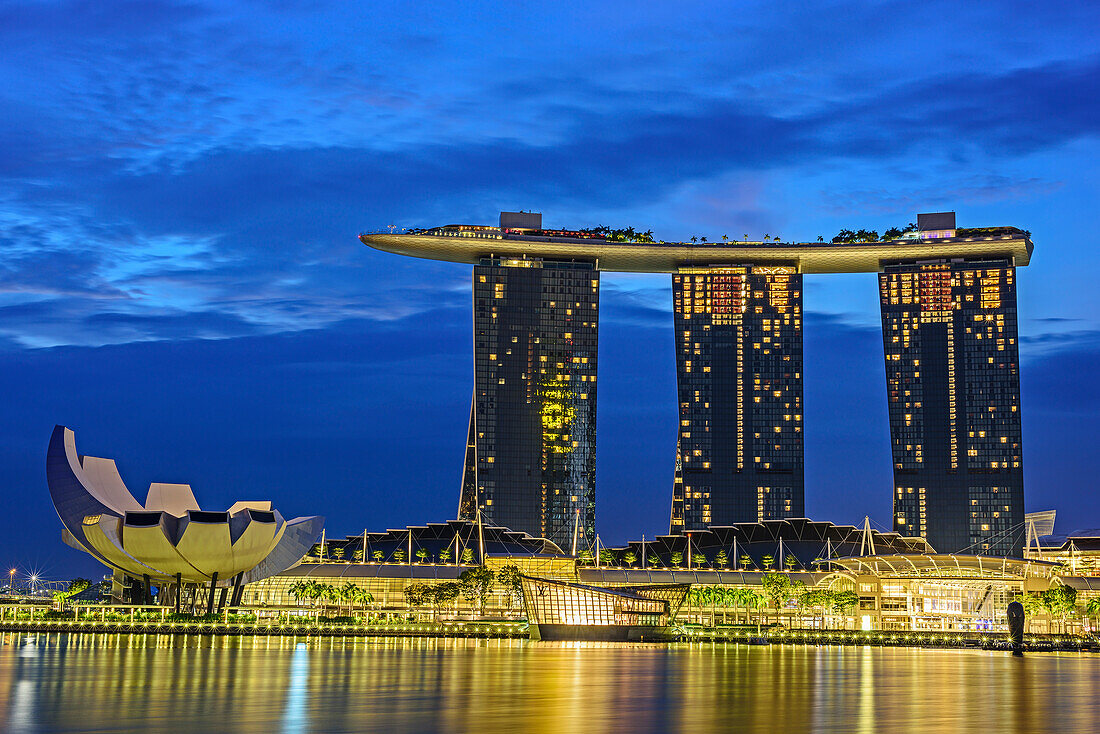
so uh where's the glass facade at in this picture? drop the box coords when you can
[669,266,804,531]
[459,257,598,550]
[880,259,1024,555]
[520,576,687,627]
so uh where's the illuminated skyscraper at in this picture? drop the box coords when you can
[669,266,804,532]
[458,256,599,550]
[362,209,1033,554]
[880,254,1024,556]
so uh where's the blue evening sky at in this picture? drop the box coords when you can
[2,0,1099,578]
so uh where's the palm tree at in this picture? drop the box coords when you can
[1086,597,1100,632]
[340,582,357,614]
[317,583,337,616]
[712,587,727,624]
[700,236,707,243]
[287,581,305,607]
[690,236,698,244]
[691,587,716,625]
[303,580,320,608]
[721,235,728,242]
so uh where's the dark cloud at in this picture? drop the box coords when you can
[53,53,1099,238]
[0,11,1096,348]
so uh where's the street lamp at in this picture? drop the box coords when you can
[8,568,14,591]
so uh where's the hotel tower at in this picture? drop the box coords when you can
[668,266,804,531]
[362,210,1033,556]
[880,213,1025,555]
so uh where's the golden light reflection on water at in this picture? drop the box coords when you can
[0,634,1097,733]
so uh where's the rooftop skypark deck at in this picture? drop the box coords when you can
[360,218,1033,274]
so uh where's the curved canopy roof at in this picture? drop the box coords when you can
[823,553,1057,580]
[360,231,1033,274]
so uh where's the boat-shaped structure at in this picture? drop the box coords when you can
[520,575,689,641]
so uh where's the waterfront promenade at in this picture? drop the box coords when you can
[2,604,1094,651]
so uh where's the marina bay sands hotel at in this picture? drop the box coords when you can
[361,211,1032,556]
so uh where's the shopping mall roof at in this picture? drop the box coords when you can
[824,554,1058,580]
[603,518,934,571]
[315,520,568,562]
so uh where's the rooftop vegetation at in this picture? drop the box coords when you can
[577,226,655,243]
[956,226,1030,237]
[832,224,916,243]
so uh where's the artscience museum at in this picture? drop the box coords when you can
[46,425,324,613]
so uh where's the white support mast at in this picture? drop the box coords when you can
[860,516,876,557]
[477,508,485,565]
[571,508,580,557]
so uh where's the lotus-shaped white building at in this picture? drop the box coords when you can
[47,425,323,607]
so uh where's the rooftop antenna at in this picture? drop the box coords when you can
[860,516,876,557]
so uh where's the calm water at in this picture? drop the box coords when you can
[1,633,1098,733]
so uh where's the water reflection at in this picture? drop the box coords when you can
[0,633,1096,733]
[283,643,308,734]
